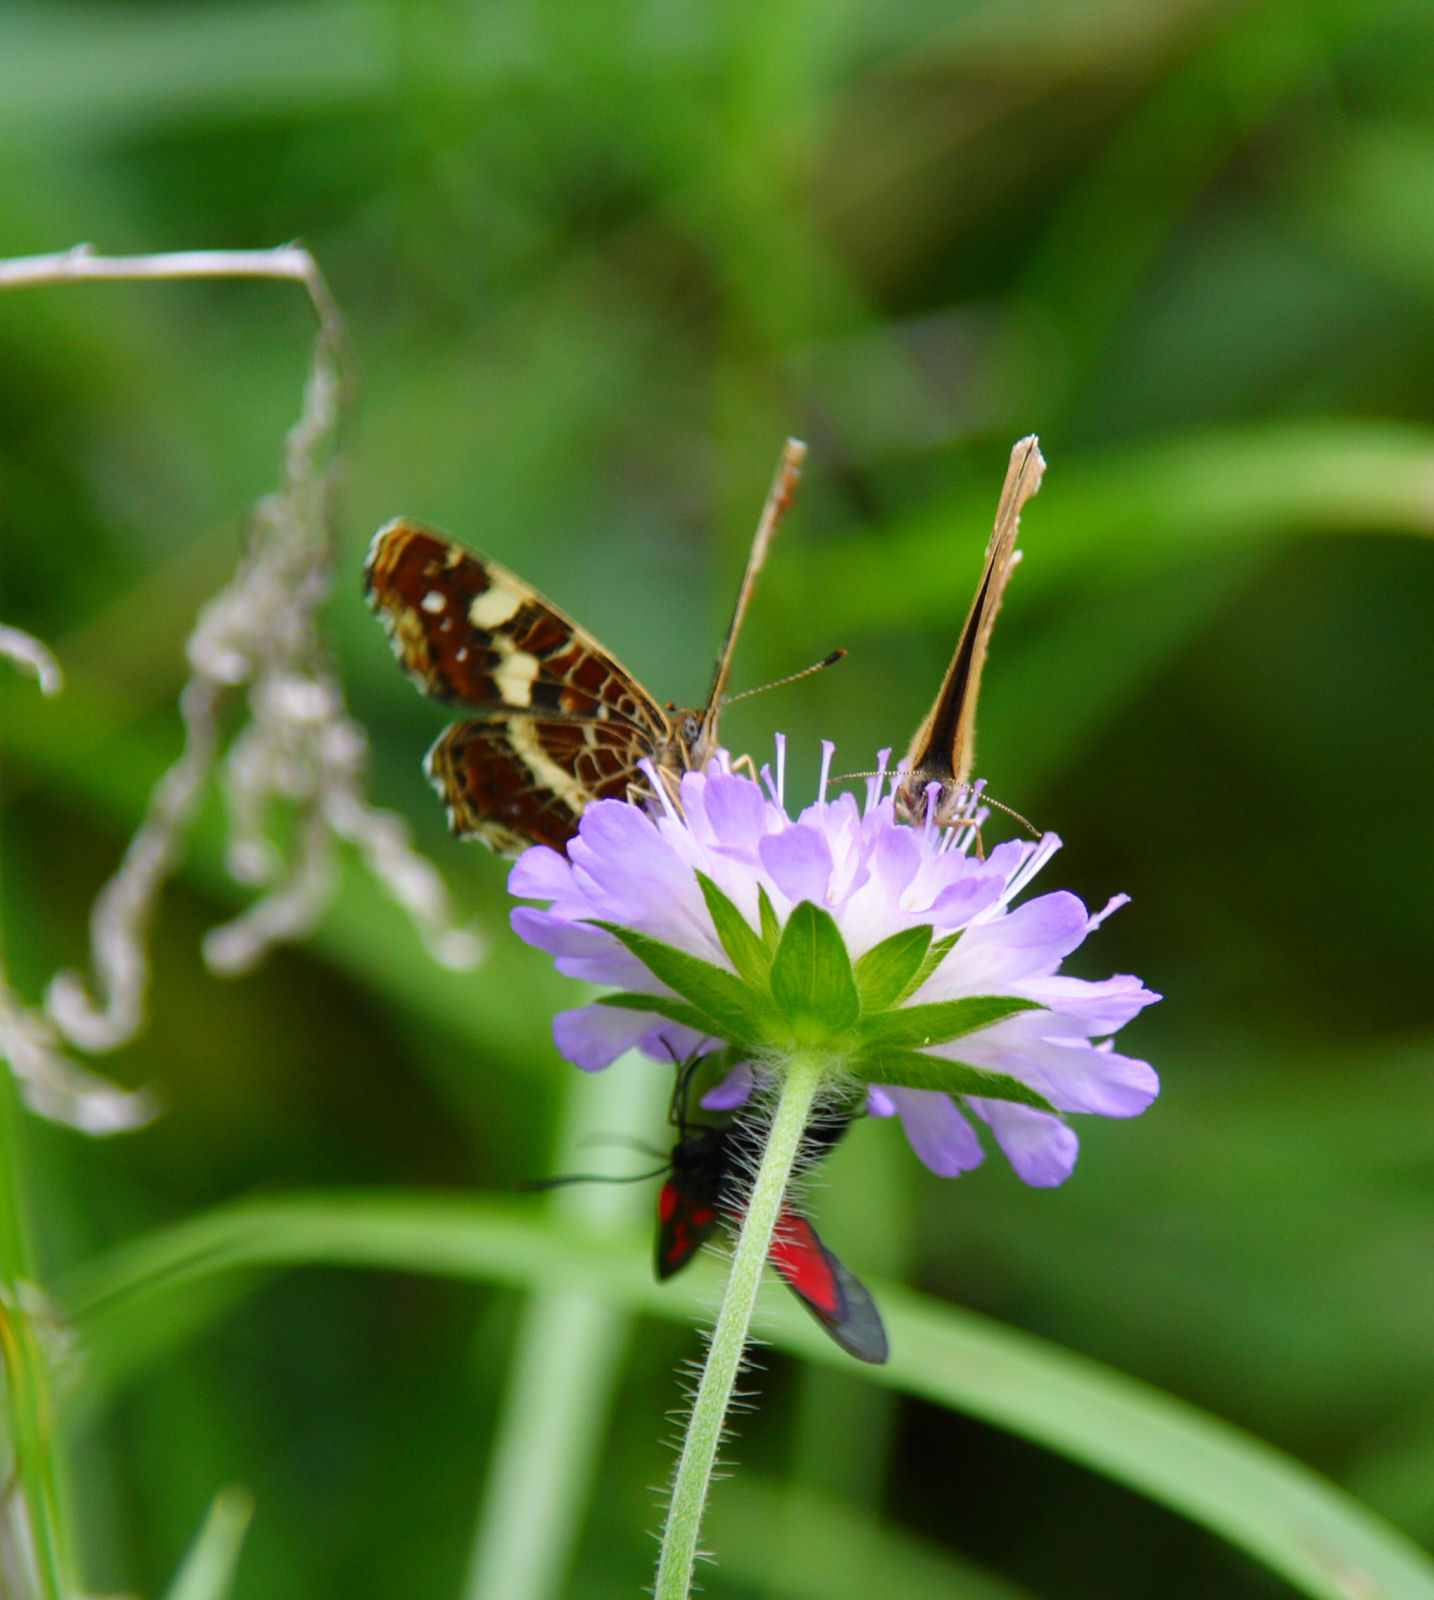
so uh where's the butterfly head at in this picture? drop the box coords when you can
[893,767,969,831]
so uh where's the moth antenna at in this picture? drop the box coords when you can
[721,649,845,708]
[580,1132,668,1160]
[517,1164,671,1193]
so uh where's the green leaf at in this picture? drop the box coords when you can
[695,872,770,986]
[770,901,860,1034]
[855,1044,1055,1111]
[757,884,780,951]
[860,996,1041,1050]
[589,921,774,1046]
[853,926,932,1012]
[596,992,720,1037]
[902,930,961,1004]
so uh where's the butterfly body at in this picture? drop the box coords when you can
[895,435,1045,828]
[365,442,804,855]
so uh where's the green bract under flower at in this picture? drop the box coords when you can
[595,881,1051,1111]
[510,742,1159,1187]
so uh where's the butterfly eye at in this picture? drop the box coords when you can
[682,714,701,743]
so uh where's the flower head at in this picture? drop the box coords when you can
[510,741,1158,1187]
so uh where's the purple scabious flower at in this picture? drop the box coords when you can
[509,740,1159,1188]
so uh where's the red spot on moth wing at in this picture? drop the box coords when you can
[769,1213,890,1364]
[769,1212,846,1317]
[656,1189,722,1280]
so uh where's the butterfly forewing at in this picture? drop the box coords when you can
[897,436,1045,827]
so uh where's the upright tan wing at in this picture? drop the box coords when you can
[896,436,1045,826]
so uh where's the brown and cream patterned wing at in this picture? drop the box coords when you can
[365,518,674,853]
[425,714,655,854]
[364,519,672,734]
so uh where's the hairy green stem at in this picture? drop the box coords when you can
[653,1051,826,1600]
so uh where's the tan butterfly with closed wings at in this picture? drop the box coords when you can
[894,435,1045,827]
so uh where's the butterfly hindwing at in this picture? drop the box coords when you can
[426,714,652,854]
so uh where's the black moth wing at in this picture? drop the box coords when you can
[656,1125,736,1280]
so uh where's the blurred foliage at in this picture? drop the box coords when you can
[3,0,1434,1597]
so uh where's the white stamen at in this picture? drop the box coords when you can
[1003,832,1063,903]
[817,741,835,804]
[1088,893,1130,930]
[773,734,787,813]
[638,757,680,822]
[864,748,892,817]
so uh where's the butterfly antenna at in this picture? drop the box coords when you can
[701,438,806,730]
[722,649,845,709]
[980,793,1041,838]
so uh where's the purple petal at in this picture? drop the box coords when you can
[1033,1041,1159,1117]
[927,872,1005,928]
[570,801,715,952]
[552,1004,653,1072]
[871,823,921,897]
[982,839,1025,881]
[866,1084,897,1118]
[890,1087,985,1177]
[929,1020,1159,1118]
[701,1062,756,1110]
[971,1100,1079,1187]
[955,891,1090,986]
[639,1021,711,1064]
[508,845,573,901]
[699,773,772,846]
[509,906,614,960]
[759,824,834,904]
[1022,973,1161,1034]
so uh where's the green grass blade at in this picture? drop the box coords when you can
[63,1189,1434,1600]
[162,1488,253,1600]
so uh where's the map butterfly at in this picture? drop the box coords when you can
[365,440,805,854]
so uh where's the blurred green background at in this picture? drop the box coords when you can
[3,0,1434,1596]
